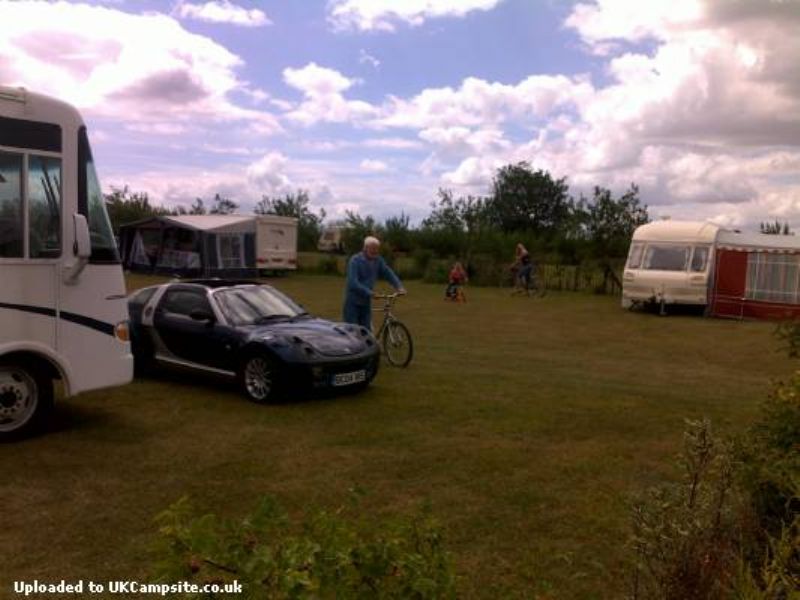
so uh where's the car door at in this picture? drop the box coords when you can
[153,287,232,369]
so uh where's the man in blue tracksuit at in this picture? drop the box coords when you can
[343,236,406,330]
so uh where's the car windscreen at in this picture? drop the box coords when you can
[214,286,305,326]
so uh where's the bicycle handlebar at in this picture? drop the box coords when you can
[373,292,406,299]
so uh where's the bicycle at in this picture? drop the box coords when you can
[373,293,413,367]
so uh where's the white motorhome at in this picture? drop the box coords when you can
[256,214,298,273]
[0,87,133,439]
[622,220,722,309]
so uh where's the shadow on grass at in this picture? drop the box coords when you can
[628,303,708,317]
[137,367,375,408]
[44,401,118,436]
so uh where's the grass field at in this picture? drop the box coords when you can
[2,275,793,598]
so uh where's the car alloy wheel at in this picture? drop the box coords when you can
[243,355,275,402]
[0,366,39,434]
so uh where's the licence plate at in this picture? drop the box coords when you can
[332,370,366,386]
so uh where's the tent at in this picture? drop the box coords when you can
[709,231,800,319]
[119,215,258,278]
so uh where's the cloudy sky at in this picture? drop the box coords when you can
[2,0,799,228]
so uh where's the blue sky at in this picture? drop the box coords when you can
[2,0,799,228]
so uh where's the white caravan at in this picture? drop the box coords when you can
[622,220,722,309]
[256,215,298,273]
[0,87,133,439]
[317,225,344,253]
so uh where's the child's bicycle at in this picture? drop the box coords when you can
[373,293,413,367]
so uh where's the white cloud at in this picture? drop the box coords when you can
[245,152,293,193]
[363,137,422,150]
[177,1,271,27]
[284,62,356,96]
[376,75,594,130]
[328,0,504,32]
[282,62,378,126]
[360,159,390,172]
[441,156,502,189]
[0,1,281,134]
[358,49,380,69]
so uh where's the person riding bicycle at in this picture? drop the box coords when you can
[511,243,534,295]
[445,261,468,301]
[343,236,406,330]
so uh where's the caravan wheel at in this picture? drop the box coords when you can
[0,363,53,441]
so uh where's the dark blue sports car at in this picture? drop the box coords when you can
[128,280,380,402]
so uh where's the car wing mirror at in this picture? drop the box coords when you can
[64,214,91,285]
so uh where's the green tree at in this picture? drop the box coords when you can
[254,189,326,251]
[582,184,649,257]
[341,211,381,255]
[578,184,648,293]
[383,212,413,253]
[104,185,170,232]
[209,193,238,215]
[760,220,793,235]
[421,189,490,259]
[189,198,206,215]
[487,163,573,233]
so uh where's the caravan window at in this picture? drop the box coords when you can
[0,151,23,258]
[642,244,690,271]
[28,155,61,258]
[690,245,709,272]
[746,253,800,304]
[626,242,644,269]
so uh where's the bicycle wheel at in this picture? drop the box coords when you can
[382,320,413,367]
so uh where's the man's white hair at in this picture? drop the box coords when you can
[363,236,381,248]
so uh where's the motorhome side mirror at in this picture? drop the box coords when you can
[73,214,91,259]
[189,308,215,323]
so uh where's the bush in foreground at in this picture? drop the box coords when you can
[628,373,800,599]
[152,494,456,599]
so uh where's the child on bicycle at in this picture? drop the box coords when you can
[445,261,468,301]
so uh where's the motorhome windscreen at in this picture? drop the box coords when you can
[78,127,119,264]
[642,244,690,271]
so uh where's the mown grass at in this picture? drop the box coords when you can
[1,275,792,598]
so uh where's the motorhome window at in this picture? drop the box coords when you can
[0,151,23,258]
[28,155,61,258]
[78,127,119,263]
[626,242,643,269]
[161,289,211,317]
[0,116,61,152]
[218,233,244,268]
[642,244,689,271]
[690,246,709,272]
[746,253,800,304]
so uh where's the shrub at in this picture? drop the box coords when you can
[735,371,800,561]
[629,419,740,600]
[422,260,450,285]
[318,255,340,275]
[412,248,434,275]
[152,495,456,599]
